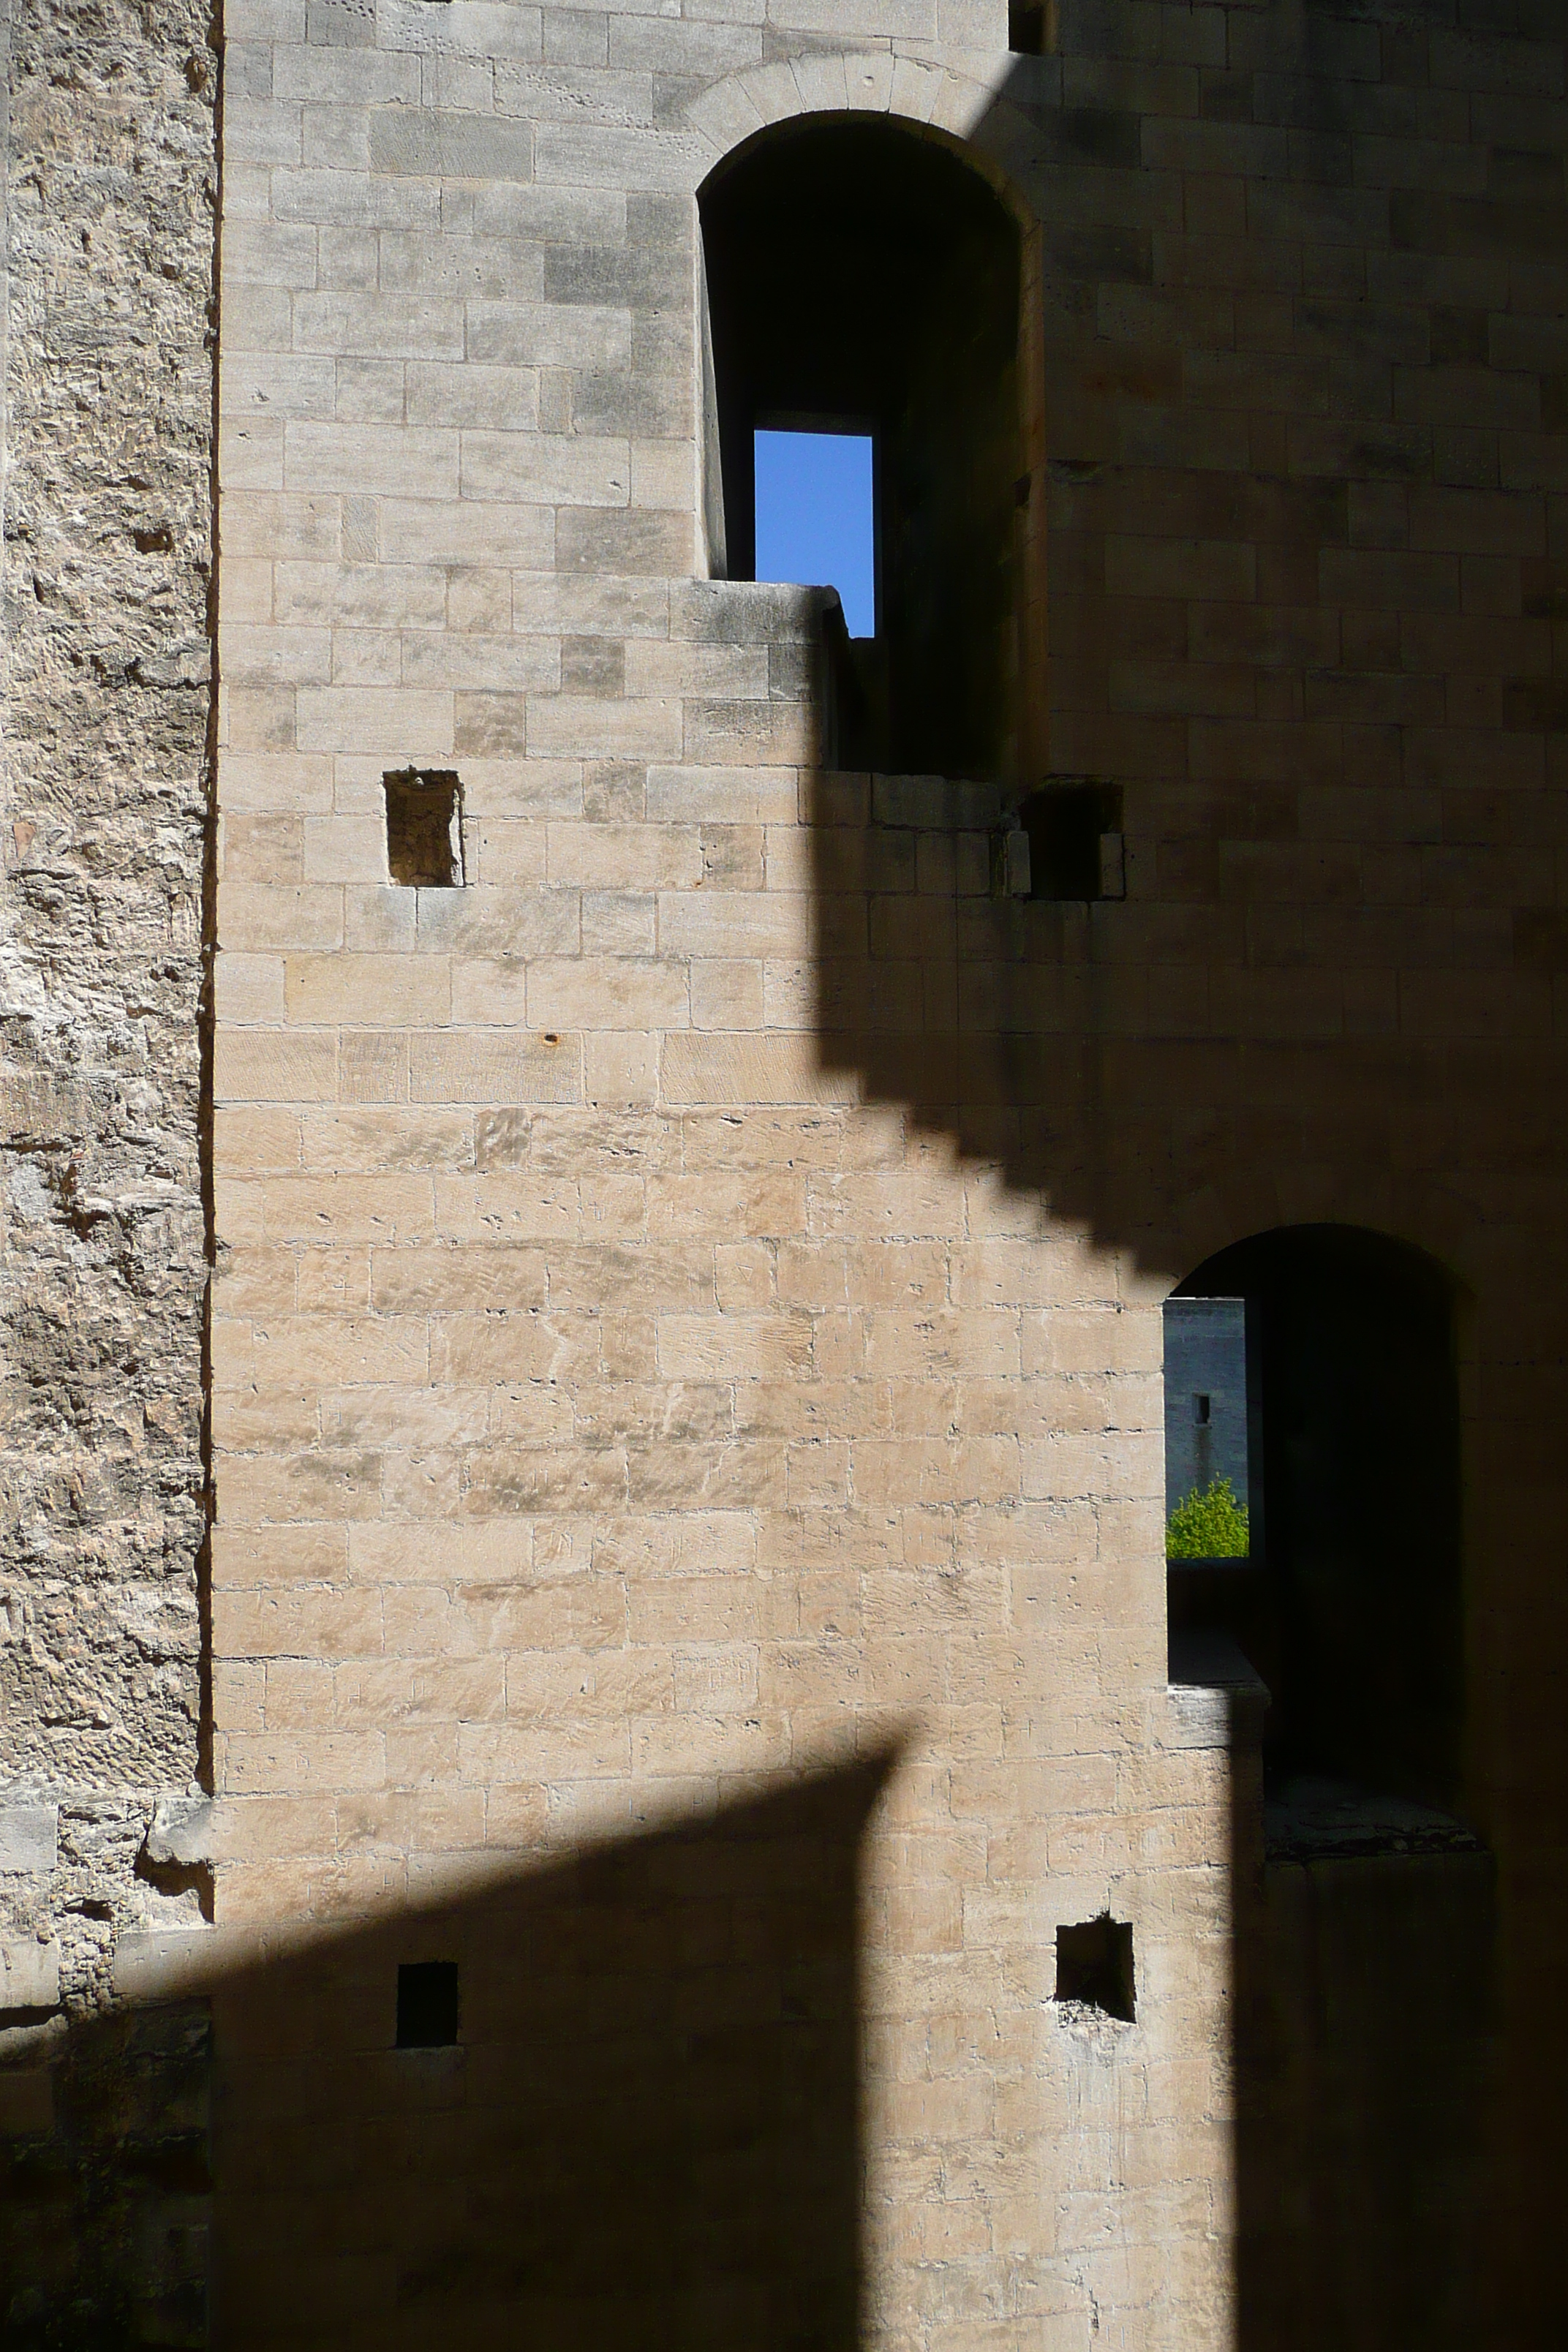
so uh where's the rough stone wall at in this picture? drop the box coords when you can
[1,0,216,2004]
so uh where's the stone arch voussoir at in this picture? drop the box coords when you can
[682,50,1043,223]
[1161,1175,1478,1306]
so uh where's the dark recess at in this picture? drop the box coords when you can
[384,767,464,888]
[1008,0,1048,55]
[1174,1226,1464,1810]
[395,1960,459,2049]
[701,118,1023,781]
[1055,1916,1136,2021]
[1019,780,1124,901]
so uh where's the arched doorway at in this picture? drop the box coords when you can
[1169,1223,1466,1809]
[1166,1229,1492,2352]
[698,116,1041,785]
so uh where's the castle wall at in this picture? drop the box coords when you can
[204,4,1232,2343]
[206,0,1568,2339]
[2,0,1567,2343]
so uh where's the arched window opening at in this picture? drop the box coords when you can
[1167,1226,1466,1818]
[698,118,1039,784]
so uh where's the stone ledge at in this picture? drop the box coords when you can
[112,1929,226,2003]
[1166,1631,1271,1751]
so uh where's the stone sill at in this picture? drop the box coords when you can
[1165,1628,1271,1752]
[1264,1777,1488,1869]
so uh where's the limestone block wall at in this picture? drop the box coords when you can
[207,4,1234,2345]
[4,0,1567,2341]
[203,0,1568,2340]
[1,0,215,2008]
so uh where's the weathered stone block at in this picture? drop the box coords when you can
[0,1805,58,1877]
[0,1939,60,2008]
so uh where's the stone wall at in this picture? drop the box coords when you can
[2,0,1567,2345]
[200,7,1240,2344]
[1,0,216,2005]
[199,1,1568,2341]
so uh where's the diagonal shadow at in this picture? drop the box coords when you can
[7,23,1561,2351]
[1,1752,894,2349]
[776,38,1546,2348]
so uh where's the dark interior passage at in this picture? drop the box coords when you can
[699,118,1027,783]
[1234,1837,1495,2352]
[1175,1225,1464,1810]
[1166,1234,1493,2352]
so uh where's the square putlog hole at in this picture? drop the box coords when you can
[385,767,464,887]
[1055,1915,1136,2021]
[1009,0,1050,53]
[396,1959,460,2048]
[1020,780,1123,902]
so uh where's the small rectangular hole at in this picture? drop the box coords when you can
[396,1959,459,2048]
[1009,0,1049,54]
[385,767,464,888]
[1021,782,1124,902]
[1194,1394,1211,1425]
[1055,1915,1136,2022]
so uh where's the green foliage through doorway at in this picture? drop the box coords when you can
[1166,1476,1250,1560]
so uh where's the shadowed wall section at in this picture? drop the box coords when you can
[1235,1842,1495,2352]
[211,1768,883,2352]
[805,739,1519,2349]
[2,1759,889,2348]
[8,2,1568,2349]
[213,1760,883,2348]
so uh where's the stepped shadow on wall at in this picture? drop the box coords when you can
[1,1754,892,2350]
[745,39,1551,2333]
[809,747,1507,2352]
[751,69,1528,2334]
